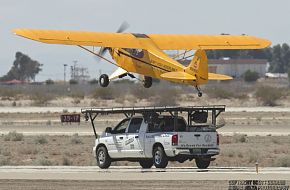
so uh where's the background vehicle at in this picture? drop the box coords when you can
[82,106,225,169]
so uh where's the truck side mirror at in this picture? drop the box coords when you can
[105,127,112,134]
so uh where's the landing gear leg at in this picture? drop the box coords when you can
[195,86,202,97]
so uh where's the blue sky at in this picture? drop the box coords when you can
[1,0,290,81]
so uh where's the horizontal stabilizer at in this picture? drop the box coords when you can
[161,72,196,80]
[208,73,233,80]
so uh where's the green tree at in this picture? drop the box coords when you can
[0,52,42,81]
[268,44,290,73]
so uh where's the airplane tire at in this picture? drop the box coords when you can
[139,159,153,169]
[198,92,203,97]
[153,146,168,168]
[143,76,152,88]
[96,146,111,169]
[195,158,210,169]
[99,74,109,87]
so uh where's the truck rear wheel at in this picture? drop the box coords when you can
[96,146,111,169]
[153,146,168,168]
[139,159,153,169]
[195,158,210,169]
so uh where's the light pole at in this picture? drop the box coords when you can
[63,64,67,83]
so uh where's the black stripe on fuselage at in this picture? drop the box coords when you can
[131,33,150,38]
[117,50,171,73]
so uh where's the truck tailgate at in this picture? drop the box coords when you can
[177,132,217,148]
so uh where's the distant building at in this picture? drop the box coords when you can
[179,58,268,78]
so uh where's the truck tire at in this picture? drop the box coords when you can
[153,146,168,168]
[96,146,111,169]
[139,159,153,169]
[195,158,210,169]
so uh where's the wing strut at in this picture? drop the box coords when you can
[78,45,119,67]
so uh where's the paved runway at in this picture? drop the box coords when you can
[0,166,290,181]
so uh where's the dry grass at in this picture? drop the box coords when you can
[34,136,48,144]
[233,134,247,143]
[70,133,83,144]
[0,134,289,167]
[274,156,290,167]
[4,131,24,141]
[255,86,285,106]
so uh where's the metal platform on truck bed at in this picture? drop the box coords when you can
[81,105,226,139]
[81,105,225,115]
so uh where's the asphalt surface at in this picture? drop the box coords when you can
[0,166,290,181]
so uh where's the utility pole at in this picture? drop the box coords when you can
[71,60,78,80]
[63,64,67,83]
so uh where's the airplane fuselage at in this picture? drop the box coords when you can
[110,47,202,86]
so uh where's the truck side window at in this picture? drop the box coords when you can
[128,118,143,133]
[113,118,130,134]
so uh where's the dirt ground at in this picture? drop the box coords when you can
[0,134,290,167]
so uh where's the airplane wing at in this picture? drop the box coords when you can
[160,72,196,80]
[208,73,233,80]
[13,29,271,50]
[148,34,271,50]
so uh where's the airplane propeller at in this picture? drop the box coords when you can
[97,21,130,59]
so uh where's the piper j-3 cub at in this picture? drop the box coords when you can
[13,26,270,97]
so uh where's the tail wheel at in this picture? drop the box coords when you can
[195,158,210,169]
[153,146,168,168]
[99,74,109,87]
[139,159,153,169]
[96,146,111,169]
[143,76,152,88]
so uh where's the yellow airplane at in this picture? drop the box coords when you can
[13,28,270,97]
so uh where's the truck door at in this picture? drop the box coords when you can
[108,118,130,158]
[124,117,144,158]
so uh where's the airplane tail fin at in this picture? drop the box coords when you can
[185,49,208,83]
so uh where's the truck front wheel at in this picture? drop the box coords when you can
[139,159,153,169]
[195,158,210,169]
[96,146,111,169]
[153,146,168,168]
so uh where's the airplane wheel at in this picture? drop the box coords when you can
[99,74,109,87]
[198,92,202,97]
[143,76,152,88]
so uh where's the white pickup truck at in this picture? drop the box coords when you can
[90,108,222,169]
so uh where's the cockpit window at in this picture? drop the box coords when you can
[124,48,144,58]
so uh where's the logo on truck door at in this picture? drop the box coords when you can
[204,134,212,143]
[125,137,134,145]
